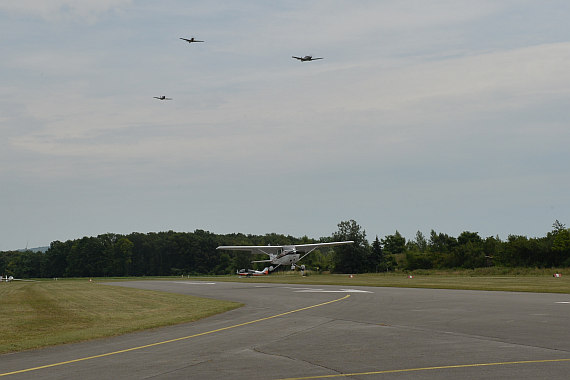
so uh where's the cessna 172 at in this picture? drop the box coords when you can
[292,55,323,62]
[217,241,354,270]
[180,37,204,43]
[236,267,271,277]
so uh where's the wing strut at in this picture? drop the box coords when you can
[296,246,320,263]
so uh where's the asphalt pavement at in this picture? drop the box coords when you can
[1,280,569,379]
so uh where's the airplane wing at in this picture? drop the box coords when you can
[180,38,204,42]
[217,241,353,254]
[292,241,353,252]
[291,241,354,263]
[216,245,284,255]
[292,56,302,60]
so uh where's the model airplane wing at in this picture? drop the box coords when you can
[180,37,204,43]
[292,56,324,61]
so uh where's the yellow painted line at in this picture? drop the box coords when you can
[0,295,350,377]
[276,358,570,380]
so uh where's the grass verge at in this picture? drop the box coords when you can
[0,280,241,354]
[194,270,570,294]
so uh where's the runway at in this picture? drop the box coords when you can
[1,281,569,379]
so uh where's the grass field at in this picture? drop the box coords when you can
[2,271,568,354]
[0,280,241,354]
[193,269,570,294]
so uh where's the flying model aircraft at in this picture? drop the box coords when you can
[180,37,204,43]
[292,55,323,62]
[236,267,271,277]
[217,241,354,270]
[153,96,172,100]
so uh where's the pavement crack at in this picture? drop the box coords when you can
[252,345,343,377]
[142,359,212,379]
[250,319,345,376]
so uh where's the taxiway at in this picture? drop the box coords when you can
[1,281,569,379]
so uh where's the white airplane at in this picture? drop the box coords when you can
[292,55,323,62]
[1,275,34,282]
[217,241,354,270]
[180,37,204,43]
[236,267,271,277]
[154,96,172,100]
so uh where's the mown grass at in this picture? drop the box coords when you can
[194,268,570,294]
[0,280,241,354]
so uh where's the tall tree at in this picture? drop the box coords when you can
[552,228,570,266]
[415,231,428,252]
[369,236,385,272]
[332,220,369,273]
[381,231,406,255]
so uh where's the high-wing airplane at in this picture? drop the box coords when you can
[153,96,172,100]
[1,275,34,282]
[292,55,323,62]
[217,241,354,270]
[180,37,204,43]
[236,267,271,277]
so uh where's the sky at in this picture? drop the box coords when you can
[1,1,569,250]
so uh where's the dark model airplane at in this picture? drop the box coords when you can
[292,55,323,62]
[153,96,172,100]
[180,37,204,43]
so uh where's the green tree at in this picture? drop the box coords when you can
[369,236,385,272]
[552,219,566,233]
[45,240,72,277]
[552,228,570,266]
[428,230,457,253]
[404,251,433,270]
[332,220,370,273]
[415,231,428,252]
[381,231,406,255]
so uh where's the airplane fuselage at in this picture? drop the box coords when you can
[271,248,301,266]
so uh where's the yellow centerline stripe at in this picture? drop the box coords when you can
[0,294,350,377]
[276,358,570,380]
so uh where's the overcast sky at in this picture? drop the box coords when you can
[1,1,569,250]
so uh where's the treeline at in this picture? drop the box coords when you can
[1,220,569,278]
